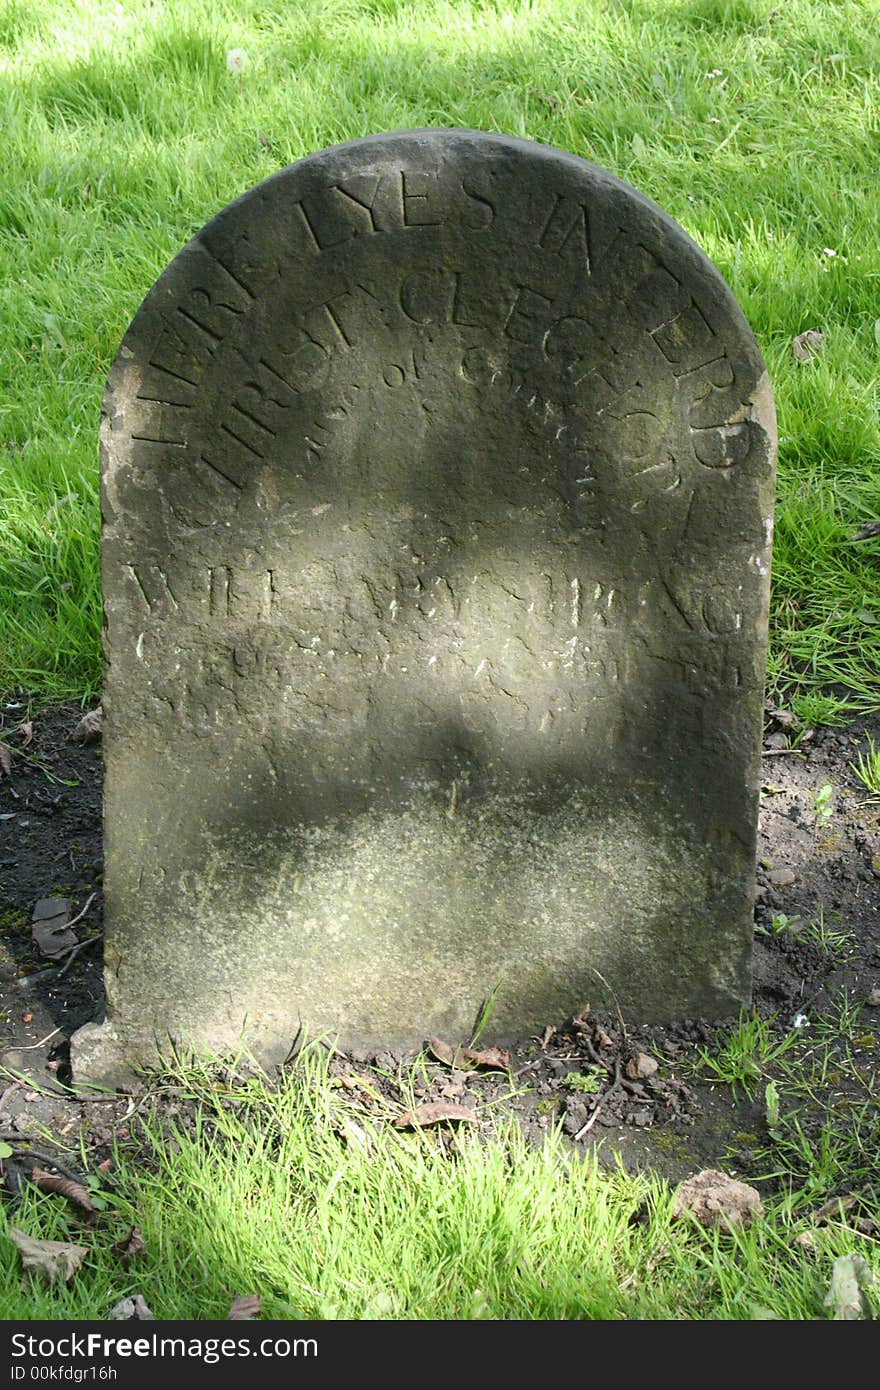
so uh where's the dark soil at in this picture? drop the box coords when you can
[1,699,879,1188]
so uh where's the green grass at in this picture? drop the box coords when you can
[0,0,878,705]
[1,0,879,1325]
[1,1042,877,1320]
[851,732,880,797]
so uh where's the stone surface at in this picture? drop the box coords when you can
[671,1169,764,1229]
[73,129,776,1081]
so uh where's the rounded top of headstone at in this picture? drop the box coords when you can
[104,128,774,538]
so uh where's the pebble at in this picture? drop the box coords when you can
[768,867,796,887]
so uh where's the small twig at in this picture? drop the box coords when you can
[7,1149,88,1185]
[65,891,98,931]
[590,967,630,1049]
[15,933,103,989]
[574,1058,624,1141]
[58,932,103,978]
[574,1098,606,1140]
[762,748,802,758]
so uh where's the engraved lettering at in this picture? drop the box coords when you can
[459,177,495,229]
[399,269,451,324]
[292,199,323,252]
[691,420,750,469]
[148,317,212,388]
[221,417,266,460]
[178,282,247,343]
[335,175,383,232]
[504,285,554,347]
[402,171,442,226]
[538,194,592,270]
[130,434,186,448]
[451,270,480,327]
[197,451,246,492]
[126,563,179,613]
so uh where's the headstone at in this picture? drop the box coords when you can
[73,130,776,1083]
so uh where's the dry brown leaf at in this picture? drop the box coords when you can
[18,722,33,746]
[594,1025,615,1050]
[112,1226,145,1262]
[429,1038,510,1072]
[812,1194,857,1225]
[109,1294,154,1320]
[394,1101,477,1129]
[465,1045,510,1071]
[767,705,799,729]
[792,329,825,361]
[9,1228,88,1285]
[0,744,11,777]
[429,1038,472,1070]
[30,1167,94,1216]
[228,1294,261,1320]
[73,707,103,743]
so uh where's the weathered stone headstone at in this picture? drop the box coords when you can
[73,129,775,1082]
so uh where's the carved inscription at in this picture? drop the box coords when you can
[92,130,776,1077]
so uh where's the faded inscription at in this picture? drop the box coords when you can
[79,130,776,1083]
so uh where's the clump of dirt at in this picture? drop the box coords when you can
[1,700,878,1187]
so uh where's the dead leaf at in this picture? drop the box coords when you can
[625,1051,659,1080]
[112,1226,145,1263]
[8,1228,88,1285]
[73,707,103,743]
[394,1102,477,1129]
[429,1038,510,1072]
[0,744,11,777]
[18,722,33,746]
[671,1170,763,1230]
[594,1025,615,1050]
[466,1045,510,1071]
[812,1193,856,1225]
[767,705,799,729]
[429,1038,473,1071]
[30,1168,94,1216]
[852,521,880,540]
[109,1294,154,1320]
[228,1294,261,1320]
[792,329,825,361]
[824,1253,874,1320]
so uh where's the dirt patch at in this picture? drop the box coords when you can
[1,700,878,1185]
